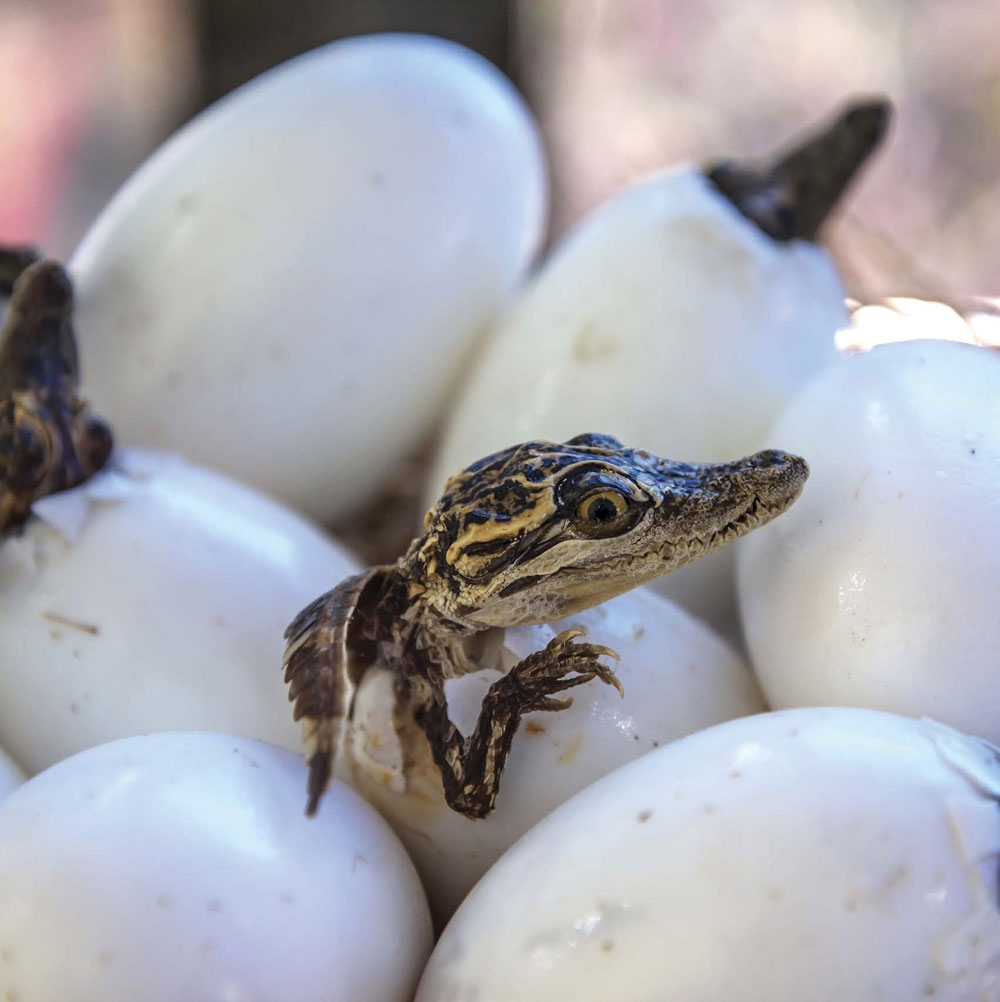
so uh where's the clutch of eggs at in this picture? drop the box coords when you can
[0,448,358,773]
[7,34,981,999]
[71,32,548,523]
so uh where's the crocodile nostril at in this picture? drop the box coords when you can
[755,449,792,468]
[747,451,810,497]
[79,417,114,472]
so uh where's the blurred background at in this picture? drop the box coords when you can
[3,0,998,300]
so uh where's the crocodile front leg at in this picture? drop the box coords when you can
[401,629,623,819]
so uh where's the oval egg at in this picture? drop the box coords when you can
[737,340,1000,742]
[71,33,548,522]
[418,708,1000,1001]
[0,732,432,1002]
[345,587,764,923]
[0,448,358,772]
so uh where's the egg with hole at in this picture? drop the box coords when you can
[418,708,1000,1001]
[0,447,358,773]
[0,732,432,1002]
[430,101,888,639]
[738,340,1000,741]
[345,586,764,924]
[71,32,548,523]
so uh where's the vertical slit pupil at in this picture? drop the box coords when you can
[589,497,619,522]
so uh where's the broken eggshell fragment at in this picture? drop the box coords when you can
[417,708,1000,1001]
[344,586,764,924]
[0,732,432,1002]
[71,32,548,524]
[0,448,359,773]
[430,100,889,640]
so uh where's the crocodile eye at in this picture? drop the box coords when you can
[579,490,628,524]
[573,489,640,539]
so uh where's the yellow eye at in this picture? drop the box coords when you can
[578,490,629,525]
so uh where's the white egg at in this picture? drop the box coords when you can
[0,448,358,773]
[70,33,547,523]
[418,708,1000,1001]
[0,732,432,1002]
[429,166,845,638]
[738,340,1000,742]
[345,587,763,923]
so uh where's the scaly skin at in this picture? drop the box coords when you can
[0,254,113,535]
[285,433,809,819]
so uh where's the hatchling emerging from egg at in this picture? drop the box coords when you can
[0,248,113,535]
[284,434,808,819]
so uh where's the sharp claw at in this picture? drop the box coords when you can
[540,696,573,712]
[551,627,586,646]
[589,644,621,661]
[602,672,626,698]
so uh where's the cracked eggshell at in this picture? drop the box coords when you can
[738,340,1000,742]
[430,167,845,639]
[839,297,985,352]
[0,448,358,773]
[345,586,763,924]
[0,732,432,1002]
[418,708,1000,1001]
[71,33,547,523]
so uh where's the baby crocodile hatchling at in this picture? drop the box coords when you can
[285,434,808,819]
[0,249,113,534]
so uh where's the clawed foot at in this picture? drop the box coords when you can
[499,628,623,714]
[419,627,625,819]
